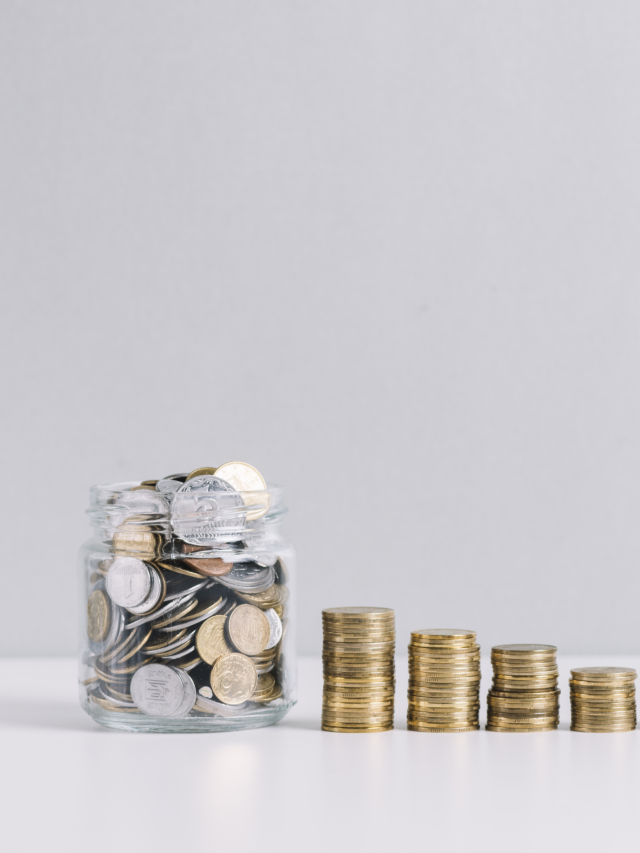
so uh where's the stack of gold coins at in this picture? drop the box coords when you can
[487,644,560,732]
[321,607,395,733]
[407,629,481,732]
[570,667,637,733]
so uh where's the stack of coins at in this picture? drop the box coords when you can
[321,607,395,733]
[487,644,560,732]
[407,629,481,732]
[570,667,637,733]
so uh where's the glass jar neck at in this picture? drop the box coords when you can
[86,481,287,557]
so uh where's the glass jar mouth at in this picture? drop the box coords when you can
[86,480,287,537]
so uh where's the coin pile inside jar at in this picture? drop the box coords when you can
[84,463,287,719]
[321,607,395,733]
[570,667,637,733]
[486,644,560,732]
[407,629,481,732]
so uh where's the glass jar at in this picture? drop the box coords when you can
[78,470,296,732]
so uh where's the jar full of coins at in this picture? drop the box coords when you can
[79,464,296,732]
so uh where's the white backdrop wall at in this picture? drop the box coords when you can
[1,1,640,656]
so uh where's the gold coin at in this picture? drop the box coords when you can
[210,653,258,704]
[228,604,270,655]
[90,695,138,713]
[185,467,218,480]
[487,725,558,733]
[321,725,393,733]
[251,673,277,701]
[117,628,153,663]
[408,724,479,733]
[237,585,289,609]
[151,597,199,629]
[87,590,110,643]
[323,606,394,617]
[492,644,556,654]
[113,525,158,559]
[411,629,476,640]
[571,667,636,680]
[196,615,233,665]
[214,461,269,521]
[155,561,203,579]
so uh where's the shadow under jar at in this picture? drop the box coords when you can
[78,473,296,732]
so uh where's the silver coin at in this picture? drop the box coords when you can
[264,608,283,650]
[172,667,197,717]
[144,629,197,656]
[164,577,211,601]
[125,592,195,630]
[159,595,226,631]
[179,657,202,673]
[195,695,249,717]
[98,685,136,708]
[171,476,245,545]
[130,663,187,717]
[156,477,185,497]
[162,644,196,661]
[216,563,275,593]
[125,565,164,615]
[199,686,214,699]
[106,558,151,608]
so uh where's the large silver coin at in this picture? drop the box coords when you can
[106,558,151,608]
[130,664,186,717]
[171,476,245,545]
[264,608,283,650]
[216,563,275,593]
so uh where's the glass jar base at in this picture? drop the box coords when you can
[83,699,296,733]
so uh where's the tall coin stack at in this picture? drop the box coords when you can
[570,667,637,733]
[487,644,560,732]
[407,629,481,732]
[321,607,395,733]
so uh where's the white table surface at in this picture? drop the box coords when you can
[1,655,638,853]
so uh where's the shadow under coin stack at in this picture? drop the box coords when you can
[321,607,395,733]
[407,629,481,732]
[570,667,637,733]
[487,644,560,732]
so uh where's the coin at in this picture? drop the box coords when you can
[210,654,258,705]
[106,558,151,608]
[185,467,218,481]
[214,462,269,521]
[196,615,234,664]
[130,664,187,717]
[228,604,270,655]
[183,557,233,577]
[264,608,283,649]
[171,476,245,544]
[87,590,110,643]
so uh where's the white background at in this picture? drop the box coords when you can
[2,1,640,656]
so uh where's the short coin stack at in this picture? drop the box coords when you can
[487,644,560,732]
[321,607,395,733]
[570,667,637,733]
[407,629,481,732]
